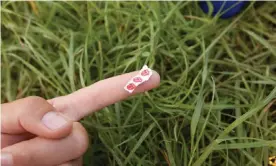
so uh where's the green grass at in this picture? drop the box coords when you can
[1,1,276,166]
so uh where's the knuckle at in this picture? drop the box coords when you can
[24,96,47,105]
[71,123,89,157]
[21,96,53,113]
[19,96,54,125]
[89,88,105,110]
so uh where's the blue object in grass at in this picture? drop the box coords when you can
[199,1,247,19]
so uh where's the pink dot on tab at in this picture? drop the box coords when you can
[133,77,143,83]
[141,69,150,76]
[127,83,136,90]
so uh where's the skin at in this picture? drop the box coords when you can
[1,70,160,166]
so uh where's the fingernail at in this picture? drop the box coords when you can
[41,111,68,130]
[1,153,13,166]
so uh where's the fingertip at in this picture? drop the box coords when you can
[134,70,160,93]
[0,152,13,166]
[151,70,161,88]
[71,122,89,156]
[22,112,73,139]
[40,112,73,139]
[19,97,73,139]
[1,123,88,166]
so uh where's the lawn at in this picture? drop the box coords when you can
[1,1,276,166]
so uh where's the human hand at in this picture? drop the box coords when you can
[1,70,160,166]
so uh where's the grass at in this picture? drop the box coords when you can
[1,1,276,166]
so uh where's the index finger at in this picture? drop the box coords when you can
[49,70,160,121]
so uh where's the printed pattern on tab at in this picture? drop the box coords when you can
[124,65,153,93]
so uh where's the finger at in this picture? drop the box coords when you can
[58,157,82,166]
[1,122,89,166]
[1,133,35,148]
[1,96,73,139]
[49,70,160,121]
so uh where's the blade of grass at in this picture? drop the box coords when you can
[123,123,156,165]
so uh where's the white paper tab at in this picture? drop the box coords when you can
[124,65,153,93]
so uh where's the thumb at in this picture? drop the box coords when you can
[1,96,73,139]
